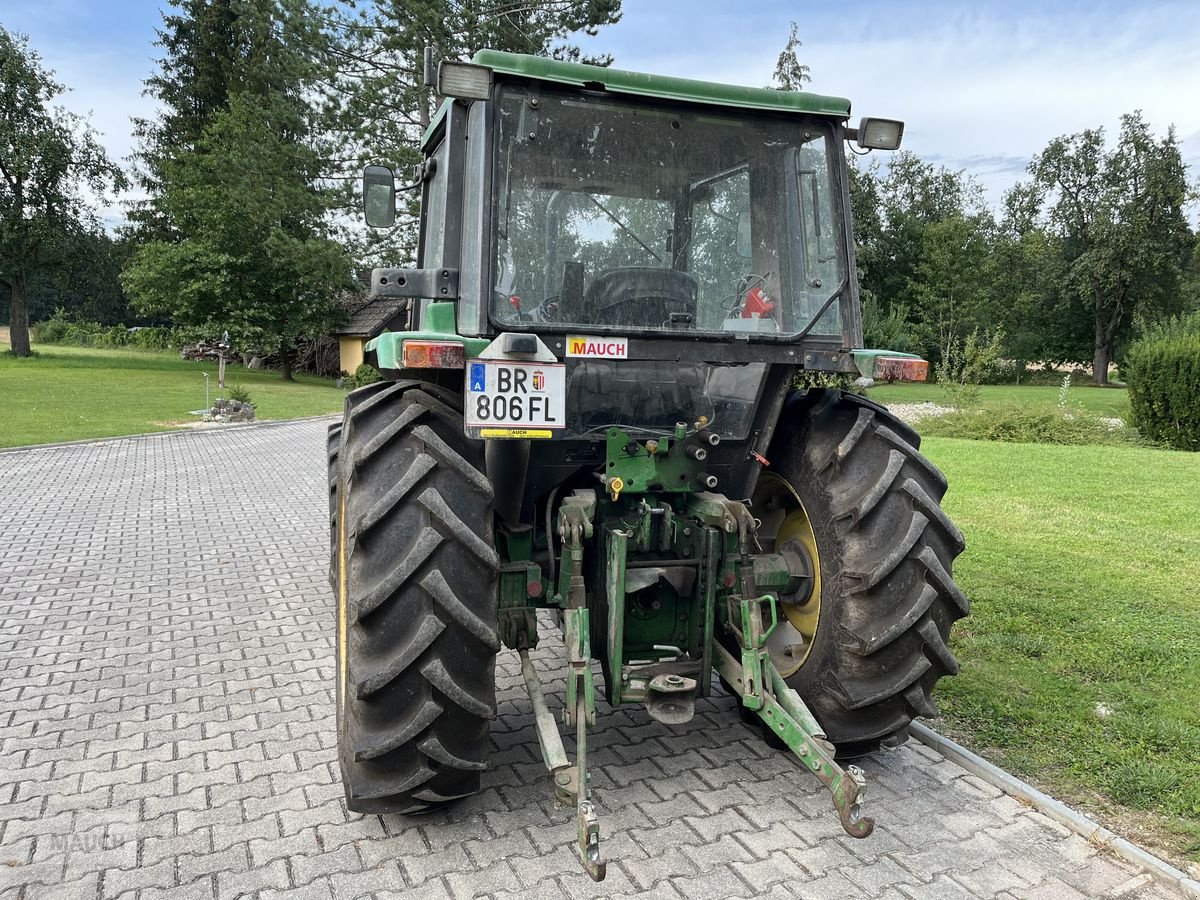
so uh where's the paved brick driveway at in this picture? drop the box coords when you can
[0,420,1185,900]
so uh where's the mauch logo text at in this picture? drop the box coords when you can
[566,335,628,359]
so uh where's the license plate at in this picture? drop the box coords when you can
[465,360,566,434]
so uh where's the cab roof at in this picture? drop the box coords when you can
[472,49,852,119]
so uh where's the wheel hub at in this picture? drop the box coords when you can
[753,472,823,677]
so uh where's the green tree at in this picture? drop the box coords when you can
[122,1,350,379]
[981,182,1080,371]
[325,0,623,263]
[129,0,338,244]
[847,153,991,362]
[771,21,811,91]
[1181,232,1200,313]
[906,212,996,358]
[127,0,243,241]
[0,27,126,356]
[1027,112,1193,384]
[14,230,136,325]
[882,154,984,310]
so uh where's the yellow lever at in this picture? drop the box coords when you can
[607,476,624,502]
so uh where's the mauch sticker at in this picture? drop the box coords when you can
[566,335,628,359]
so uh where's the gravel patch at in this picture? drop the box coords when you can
[883,401,957,424]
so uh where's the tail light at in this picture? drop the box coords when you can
[401,340,466,369]
[875,357,928,382]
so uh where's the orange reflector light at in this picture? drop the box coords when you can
[401,340,466,369]
[875,357,929,382]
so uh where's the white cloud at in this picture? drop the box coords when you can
[9,0,1200,227]
[585,2,1200,209]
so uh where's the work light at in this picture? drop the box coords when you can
[438,62,493,100]
[854,117,905,151]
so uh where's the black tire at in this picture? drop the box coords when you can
[328,382,396,592]
[749,389,969,757]
[334,380,500,814]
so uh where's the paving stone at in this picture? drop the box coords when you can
[1058,853,1146,896]
[176,843,250,884]
[898,872,987,898]
[664,867,755,899]
[509,845,579,889]
[446,858,522,899]
[101,857,177,898]
[403,844,471,886]
[729,850,809,892]
[622,847,698,890]
[26,870,101,900]
[0,419,1185,900]
[1018,875,1090,899]
[215,857,291,897]
[259,881,336,900]
[327,861,407,899]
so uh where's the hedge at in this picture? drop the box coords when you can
[1125,314,1200,451]
[31,311,179,352]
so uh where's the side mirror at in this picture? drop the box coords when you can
[736,209,752,258]
[363,165,396,228]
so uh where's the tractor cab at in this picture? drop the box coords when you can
[362,53,911,441]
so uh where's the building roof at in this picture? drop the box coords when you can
[333,299,408,338]
[472,50,852,119]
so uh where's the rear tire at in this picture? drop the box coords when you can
[748,389,968,756]
[328,382,395,592]
[334,380,499,813]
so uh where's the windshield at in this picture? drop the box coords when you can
[492,86,845,337]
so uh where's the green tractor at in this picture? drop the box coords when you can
[330,50,966,881]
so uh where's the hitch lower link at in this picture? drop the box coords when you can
[715,591,875,839]
[519,518,871,884]
[518,506,607,881]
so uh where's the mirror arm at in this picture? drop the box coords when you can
[395,158,438,195]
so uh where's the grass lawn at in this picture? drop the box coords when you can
[871,381,1131,419]
[0,341,345,448]
[923,435,1200,862]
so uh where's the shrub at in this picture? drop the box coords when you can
[168,326,212,351]
[792,370,865,395]
[862,300,915,354]
[128,327,174,351]
[1124,313,1200,451]
[225,383,254,406]
[343,363,382,390]
[919,403,1140,447]
[100,325,129,348]
[62,321,105,346]
[32,309,73,343]
[936,327,1005,407]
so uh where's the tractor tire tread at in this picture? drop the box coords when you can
[773,389,968,755]
[335,379,498,814]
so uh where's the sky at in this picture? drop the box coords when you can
[4,0,1200,226]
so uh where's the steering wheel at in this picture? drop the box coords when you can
[583,267,699,328]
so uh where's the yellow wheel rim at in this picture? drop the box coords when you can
[753,472,822,677]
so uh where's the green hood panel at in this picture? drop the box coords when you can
[472,50,851,119]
